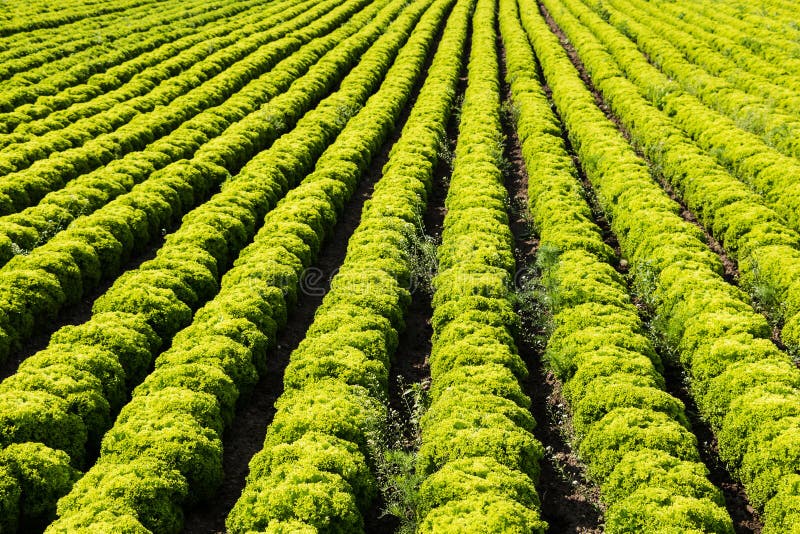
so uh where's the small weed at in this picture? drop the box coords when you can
[742,256,785,328]
[509,195,535,239]
[435,131,455,173]
[451,92,465,128]
[514,260,553,352]
[628,258,658,314]
[36,221,67,247]
[407,221,438,298]
[10,241,28,256]
[368,376,430,534]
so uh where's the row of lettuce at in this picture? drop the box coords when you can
[225,0,780,529]
[691,0,800,46]
[227,0,469,529]
[0,0,390,364]
[3,1,438,532]
[526,0,800,531]
[0,0,159,37]
[598,0,800,120]
[0,0,229,97]
[565,0,800,241]
[604,0,800,95]
[0,0,232,113]
[43,0,452,530]
[3,0,798,531]
[412,0,547,530]
[502,0,733,530]
[0,0,268,140]
[544,0,800,353]
[226,0,737,529]
[3,0,400,518]
[587,0,800,164]
[0,0,352,258]
[0,0,177,71]
[633,0,800,81]
[0,0,341,210]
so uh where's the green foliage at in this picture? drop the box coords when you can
[54,458,187,533]
[156,336,258,401]
[226,0,473,530]
[417,493,547,534]
[0,390,87,465]
[763,475,800,534]
[101,409,223,504]
[499,1,735,531]
[572,380,688,437]
[432,364,530,409]
[519,0,799,527]
[0,443,80,525]
[48,311,160,390]
[578,408,700,481]
[0,463,20,533]
[417,457,541,519]
[603,449,720,503]
[605,487,735,533]
[0,0,384,371]
[1,364,111,449]
[227,463,363,534]
[93,284,192,340]
[415,0,546,527]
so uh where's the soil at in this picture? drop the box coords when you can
[498,32,605,534]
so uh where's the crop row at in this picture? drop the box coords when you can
[0,0,397,463]
[413,0,546,530]
[0,0,182,64]
[0,0,405,528]
[610,0,800,90]
[637,0,800,80]
[544,0,800,350]
[1,0,398,460]
[0,0,345,213]
[0,0,277,168]
[601,0,800,117]
[0,0,268,139]
[714,0,800,22]
[0,0,226,88]
[556,0,800,243]
[687,0,800,57]
[0,0,202,78]
[0,0,337,222]
[227,0,469,530]
[0,0,373,270]
[0,0,391,369]
[521,1,800,530]
[45,0,445,530]
[0,0,145,49]
[0,1,231,112]
[0,0,161,37]
[500,0,733,531]
[586,0,800,162]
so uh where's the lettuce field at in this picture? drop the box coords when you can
[0,0,799,531]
